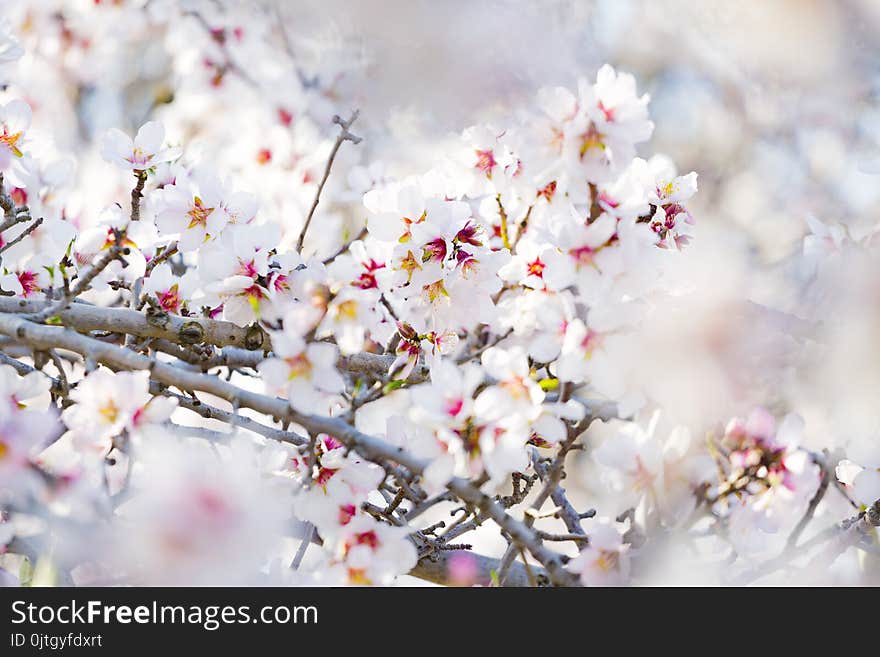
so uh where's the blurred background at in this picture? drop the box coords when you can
[279,0,880,257]
[275,0,880,444]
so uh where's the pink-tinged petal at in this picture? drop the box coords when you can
[256,358,290,392]
[100,128,135,168]
[154,208,184,236]
[531,414,565,444]
[178,225,207,253]
[422,456,455,495]
[0,272,22,296]
[745,407,776,443]
[307,342,338,369]
[196,172,225,206]
[154,145,183,164]
[2,99,32,134]
[287,380,324,414]
[205,207,229,236]
[536,86,577,122]
[584,213,617,248]
[134,121,165,155]
[775,413,804,448]
[313,366,345,394]
[226,191,259,222]
[139,396,178,425]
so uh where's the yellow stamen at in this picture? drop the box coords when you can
[99,401,119,424]
[347,568,372,585]
[595,550,620,573]
[285,354,312,380]
[187,196,215,229]
[335,299,358,321]
[424,280,449,303]
[396,250,422,283]
[0,131,23,158]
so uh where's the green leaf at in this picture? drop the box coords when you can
[382,380,405,394]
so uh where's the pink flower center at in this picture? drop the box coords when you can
[323,436,344,451]
[242,284,266,301]
[315,466,338,486]
[156,284,180,312]
[126,146,152,168]
[474,149,496,177]
[16,271,39,297]
[581,329,603,356]
[238,259,259,278]
[455,221,482,247]
[278,108,294,127]
[339,504,356,526]
[421,237,447,263]
[195,487,231,520]
[354,260,385,290]
[353,530,379,550]
[445,397,464,417]
[569,245,596,266]
[599,191,619,209]
[597,100,616,122]
[270,273,289,293]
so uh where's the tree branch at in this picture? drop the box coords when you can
[0,313,579,586]
[0,298,269,351]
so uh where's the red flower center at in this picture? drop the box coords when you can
[527,257,545,278]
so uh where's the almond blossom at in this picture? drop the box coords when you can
[567,518,631,586]
[153,170,231,252]
[101,121,180,172]
[0,99,31,169]
[258,330,345,414]
[61,369,177,456]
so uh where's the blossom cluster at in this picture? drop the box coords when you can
[0,1,876,589]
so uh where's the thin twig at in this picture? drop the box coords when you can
[29,236,128,322]
[0,217,43,255]
[145,241,178,276]
[786,452,830,550]
[322,226,367,264]
[295,110,362,253]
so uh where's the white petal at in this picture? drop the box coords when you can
[134,121,165,156]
